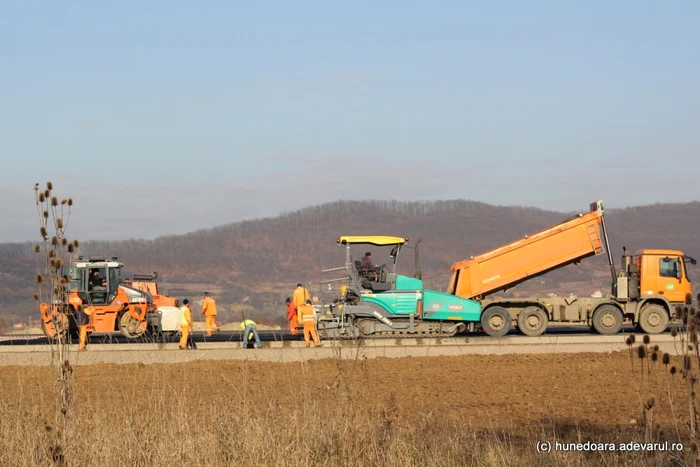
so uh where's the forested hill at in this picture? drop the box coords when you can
[1,200,699,324]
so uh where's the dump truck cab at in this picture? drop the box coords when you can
[627,249,695,304]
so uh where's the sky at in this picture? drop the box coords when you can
[2,1,699,242]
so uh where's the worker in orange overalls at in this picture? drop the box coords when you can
[293,283,310,309]
[201,292,219,336]
[179,299,194,349]
[286,297,299,335]
[299,299,321,347]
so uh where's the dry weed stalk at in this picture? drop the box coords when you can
[626,333,660,446]
[667,294,700,466]
[33,181,79,466]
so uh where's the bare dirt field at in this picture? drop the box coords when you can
[0,351,695,466]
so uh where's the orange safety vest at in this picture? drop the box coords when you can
[299,304,316,323]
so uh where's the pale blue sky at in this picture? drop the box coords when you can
[2,1,699,241]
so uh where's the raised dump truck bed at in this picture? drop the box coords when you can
[448,201,609,300]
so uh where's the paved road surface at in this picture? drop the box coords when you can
[0,323,681,347]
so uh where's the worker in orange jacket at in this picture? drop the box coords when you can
[201,292,219,336]
[286,297,299,335]
[299,299,321,347]
[293,283,310,309]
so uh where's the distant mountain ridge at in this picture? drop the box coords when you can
[1,199,699,324]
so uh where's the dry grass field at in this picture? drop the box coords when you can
[0,350,696,466]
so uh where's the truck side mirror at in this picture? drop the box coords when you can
[677,271,682,280]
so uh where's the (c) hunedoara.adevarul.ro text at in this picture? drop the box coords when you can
[535,441,684,453]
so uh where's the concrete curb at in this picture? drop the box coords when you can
[0,334,685,366]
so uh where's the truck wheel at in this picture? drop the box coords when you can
[517,307,549,337]
[638,304,669,334]
[592,305,623,335]
[481,306,512,337]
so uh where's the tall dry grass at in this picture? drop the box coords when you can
[0,353,693,467]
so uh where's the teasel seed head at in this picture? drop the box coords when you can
[637,345,647,359]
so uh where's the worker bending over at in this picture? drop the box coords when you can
[286,297,298,335]
[201,292,219,336]
[299,299,321,347]
[179,299,196,350]
[241,318,262,349]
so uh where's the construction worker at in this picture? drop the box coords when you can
[179,299,195,350]
[201,292,219,336]
[286,297,299,335]
[76,305,90,351]
[300,299,321,347]
[241,318,262,349]
[293,283,310,309]
[361,252,377,269]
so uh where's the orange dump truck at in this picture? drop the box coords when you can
[447,200,696,336]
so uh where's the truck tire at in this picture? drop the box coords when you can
[592,305,623,335]
[517,306,549,337]
[638,304,669,334]
[481,306,512,337]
